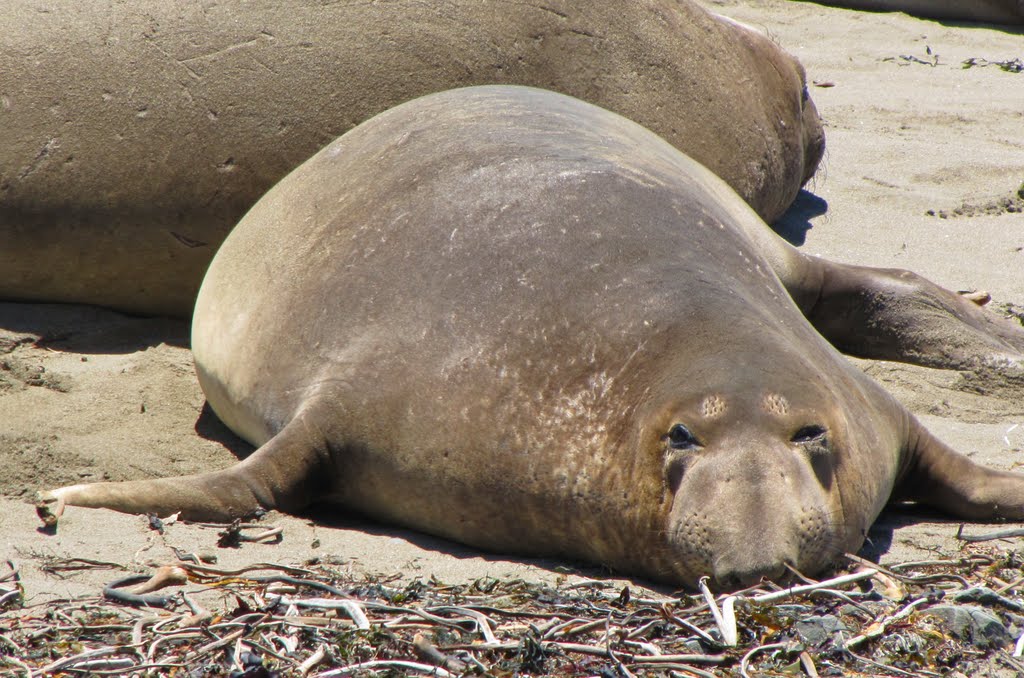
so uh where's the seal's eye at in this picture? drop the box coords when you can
[792,425,827,444]
[666,423,698,450]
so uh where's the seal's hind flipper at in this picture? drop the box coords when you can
[896,417,1024,520]
[37,411,331,525]
[794,259,1024,371]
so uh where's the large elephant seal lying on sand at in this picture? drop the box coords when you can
[38,86,1024,588]
[804,0,1023,24]
[0,0,823,317]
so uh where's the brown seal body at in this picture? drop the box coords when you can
[0,0,822,317]
[804,0,1023,23]
[39,86,1024,587]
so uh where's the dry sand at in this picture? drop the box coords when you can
[1,0,1023,608]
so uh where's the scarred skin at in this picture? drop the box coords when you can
[0,0,823,317]
[38,87,1024,588]
[801,0,1024,23]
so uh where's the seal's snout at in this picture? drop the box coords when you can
[665,428,836,588]
[708,515,801,588]
[682,502,819,589]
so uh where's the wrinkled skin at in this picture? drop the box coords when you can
[0,0,823,317]
[802,0,1024,24]
[39,87,1024,588]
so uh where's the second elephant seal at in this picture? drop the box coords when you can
[1,0,823,316]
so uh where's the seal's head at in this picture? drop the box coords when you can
[797,73,826,187]
[714,13,826,209]
[658,393,840,587]
[636,337,864,588]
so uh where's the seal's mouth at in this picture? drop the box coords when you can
[710,556,794,590]
[710,572,799,592]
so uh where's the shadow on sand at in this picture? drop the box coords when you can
[0,301,187,353]
[771,189,828,246]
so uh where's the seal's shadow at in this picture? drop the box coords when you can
[0,301,187,353]
[194,403,255,459]
[930,19,1023,35]
[858,510,901,562]
[771,189,828,246]
[857,503,961,563]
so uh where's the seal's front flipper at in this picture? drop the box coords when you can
[37,412,331,525]
[796,259,1024,371]
[897,417,1024,520]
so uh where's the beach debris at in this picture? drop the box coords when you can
[927,605,1013,649]
[217,520,284,548]
[1,549,1022,675]
[957,523,1024,543]
[957,289,992,306]
[927,180,1024,218]
[128,565,189,595]
[951,586,1024,612]
[0,560,21,611]
[793,614,850,648]
[698,576,738,646]
[962,57,1024,73]
[103,573,176,608]
[884,46,939,67]
[996,301,1024,327]
[147,513,166,533]
[1007,423,1022,448]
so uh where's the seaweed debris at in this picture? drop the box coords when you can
[962,58,1024,73]
[926,181,1024,219]
[3,544,1024,676]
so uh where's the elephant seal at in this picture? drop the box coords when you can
[38,86,1024,588]
[1,0,823,317]
[803,0,1023,24]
